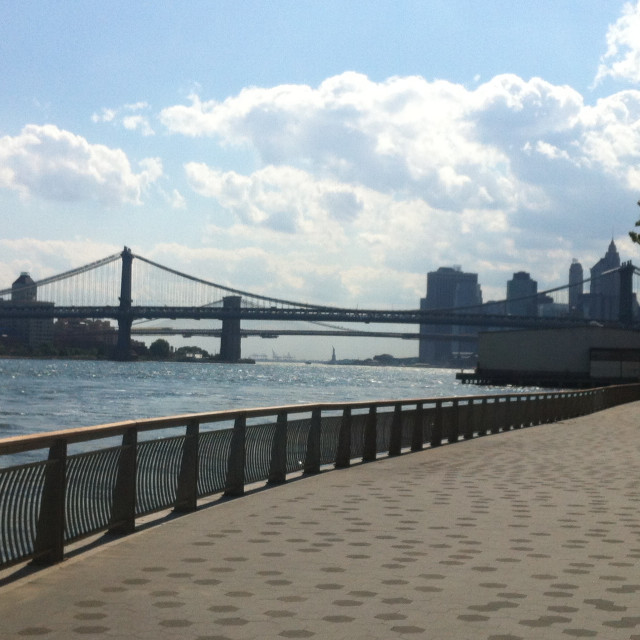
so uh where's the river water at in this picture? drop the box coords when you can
[0,359,526,441]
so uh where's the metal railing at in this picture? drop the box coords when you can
[1,383,639,569]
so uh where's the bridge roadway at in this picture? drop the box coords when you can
[0,303,595,329]
[2,402,640,639]
[130,327,480,342]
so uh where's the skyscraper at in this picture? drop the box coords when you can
[419,266,482,363]
[506,272,537,316]
[568,259,584,316]
[588,239,621,321]
[0,272,54,348]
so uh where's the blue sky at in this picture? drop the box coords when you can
[2,1,640,358]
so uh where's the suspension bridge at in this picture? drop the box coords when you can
[0,247,638,361]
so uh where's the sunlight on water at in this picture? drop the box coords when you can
[0,359,528,440]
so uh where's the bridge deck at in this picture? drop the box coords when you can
[2,403,640,639]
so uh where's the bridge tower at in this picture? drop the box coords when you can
[114,247,133,361]
[220,296,242,362]
[619,261,635,328]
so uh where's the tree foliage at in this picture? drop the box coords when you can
[149,338,171,359]
[629,200,640,245]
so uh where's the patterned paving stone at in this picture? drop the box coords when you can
[3,402,640,639]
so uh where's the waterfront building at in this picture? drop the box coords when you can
[471,326,640,387]
[506,271,537,316]
[419,266,482,364]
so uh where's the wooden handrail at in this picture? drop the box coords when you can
[0,386,631,456]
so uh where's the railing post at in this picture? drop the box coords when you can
[363,406,377,462]
[411,403,424,451]
[513,396,523,428]
[523,395,532,427]
[431,401,443,447]
[477,398,488,436]
[448,399,459,443]
[175,419,199,512]
[335,407,352,468]
[544,393,554,423]
[335,407,351,469]
[304,408,321,474]
[33,439,67,565]
[109,427,137,534]
[388,404,403,457]
[490,399,500,434]
[534,394,542,424]
[463,400,474,439]
[503,396,512,430]
[224,415,246,496]
[268,411,288,483]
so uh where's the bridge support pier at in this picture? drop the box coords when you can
[220,296,242,362]
[114,247,134,361]
[114,315,133,361]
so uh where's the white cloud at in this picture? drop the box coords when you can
[162,74,512,211]
[167,188,186,209]
[7,68,639,313]
[162,72,640,295]
[91,108,116,123]
[0,124,161,204]
[92,102,155,135]
[124,102,150,112]
[122,115,155,136]
[0,238,121,292]
[185,162,365,240]
[162,72,620,221]
[135,76,640,311]
[595,1,640,85]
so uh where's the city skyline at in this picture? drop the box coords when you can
[421,237,626,309]
[2,2,640,359]
[416,238,630,365]
[0,238,630,363]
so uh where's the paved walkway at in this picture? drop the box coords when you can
[2,403,640,639]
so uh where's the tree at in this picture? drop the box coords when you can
[149,338,171,359]
[174,345,210,360]
[629,200,640,244]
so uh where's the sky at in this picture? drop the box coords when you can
[2,1,640,360]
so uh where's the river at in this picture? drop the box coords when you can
[0,358,529,441]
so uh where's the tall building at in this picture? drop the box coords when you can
[419,266,482,364]
[12,273,37,302]
[587,239,621,322]
[506,272,537,316]
[568,259,584,316]
[0,272,54,349]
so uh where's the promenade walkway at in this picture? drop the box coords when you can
[1,402,640,639]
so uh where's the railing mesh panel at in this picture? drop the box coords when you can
[400,408,416,447]
[197,428,233,496]
[65,447,121,542]
[286,418,311,473]
[0,461,47,566]
[320,415,342,465]
[422,407,435,443]
[349,413,368,459]
[376,410,393,453]
[246,423,277,485]
[136,436,184,515]
[441,404,454,440]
